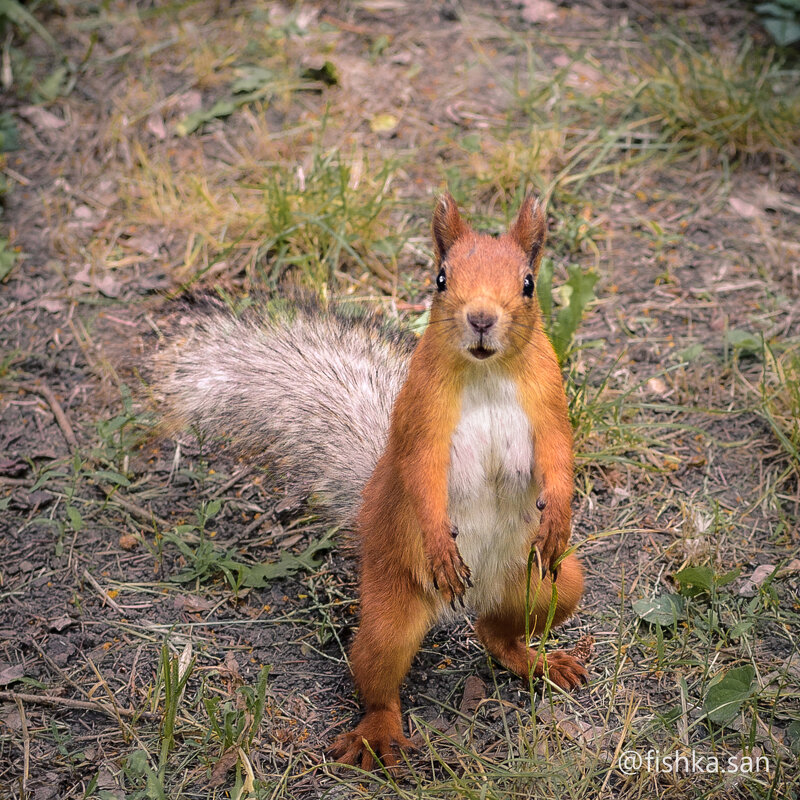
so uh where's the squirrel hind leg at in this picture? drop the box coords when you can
[332,572,433,769]
[475,553,588,690]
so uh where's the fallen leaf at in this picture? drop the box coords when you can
[739,564,777,597]
[18,104,66,130]
[0,664,25,686]
[0,458,27,477]
[1,707,22,730]
[48,614,74,632]
[176,594,214,613]
[224,651,240,679]
[459,675,486,717]
[369,112,398,134]
[646,376,668,396]
[567,634,595,664]
[209,748,239,788]
[729,197,762,219]
[118,534,139,551]
[35,297,66,313]
[175,90,202,114]
[518,0,559,24]
[146,113,167,140]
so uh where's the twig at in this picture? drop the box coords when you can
[20,382,79,451]
[207,466,253,499]
[0,690,160,721]
[15,696,30,793]
[82,568,124,614]
[101,486,170,529]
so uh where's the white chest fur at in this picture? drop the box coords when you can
[447,371,538,614]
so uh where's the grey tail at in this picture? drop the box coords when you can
[154,298,415,527]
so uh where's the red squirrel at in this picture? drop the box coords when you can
[155,193,588,771]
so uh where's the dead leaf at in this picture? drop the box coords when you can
[47,614,74,632]
[209,748,239,788]
[739,564,777,596]
[175,90,202,114]
[646,376,668,396]
[567,634,595,664]
[18,105,66,130]
[0,458,27,477]
[1,706,22,730]
[369,113,398,134]
[459,675,486,717]
[0,664,25,686]
[729,197,762,219]
[224,651,241,680]
[146,113,167,140]
[35,297,66,313]
[176,594,214,613]
[118,534,139,551]
[518,0,559,24]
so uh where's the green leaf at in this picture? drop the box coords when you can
[205,498,222,519]
[237,535,335,587]
[633,593,685,626]
[725,329,761,354]
[66,505,84,532]
[0,0,58,50]
[703,665,755,726]
[177,99,237,136]
[675,565,714,593]
[675,342,704,363]
[787,720,800,755]
[0,238,18,281]
[301,60,339,86]
[763,17,800,45]
[176,90,265,136]
[727,619,754,640]
[537,257,554,321]
[0,112,19,152]
[408,309,429,336]
[549,263,598,362]
[231,66,275,93]
[92,469,131,486]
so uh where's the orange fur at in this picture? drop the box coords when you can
[330,193,587,770]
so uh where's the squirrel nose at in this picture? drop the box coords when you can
[467,310,498,335]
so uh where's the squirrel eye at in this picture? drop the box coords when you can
[522,273,535,298]
[436,268,447,292]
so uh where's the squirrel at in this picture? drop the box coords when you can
[155,193,589,770]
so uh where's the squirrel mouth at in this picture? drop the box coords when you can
[468,344,496,360]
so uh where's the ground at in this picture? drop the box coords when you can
[1,1,799,798]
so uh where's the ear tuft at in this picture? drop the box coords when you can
[432,192,470,262]
[508,194,547,273]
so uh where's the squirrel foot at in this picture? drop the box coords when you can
[329,709,415,771]
[427,528,471,605]
[536,649,589,690]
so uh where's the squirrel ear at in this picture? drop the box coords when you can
[432,192,470,263]
[508,194,547,274]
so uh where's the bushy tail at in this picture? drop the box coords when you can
[154,299,415,526]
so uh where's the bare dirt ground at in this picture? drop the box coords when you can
[1,1,799,799]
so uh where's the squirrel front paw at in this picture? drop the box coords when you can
[426,526,472,606]
[533,503,570,575]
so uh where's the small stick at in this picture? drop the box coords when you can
[207,466,253,499]
[82,568,124,614]
[15,697,30,792]
[0,690,159,721]
[101,487,170,529]
[20,382,79,451]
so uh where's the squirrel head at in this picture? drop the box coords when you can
[429,192,547,365]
